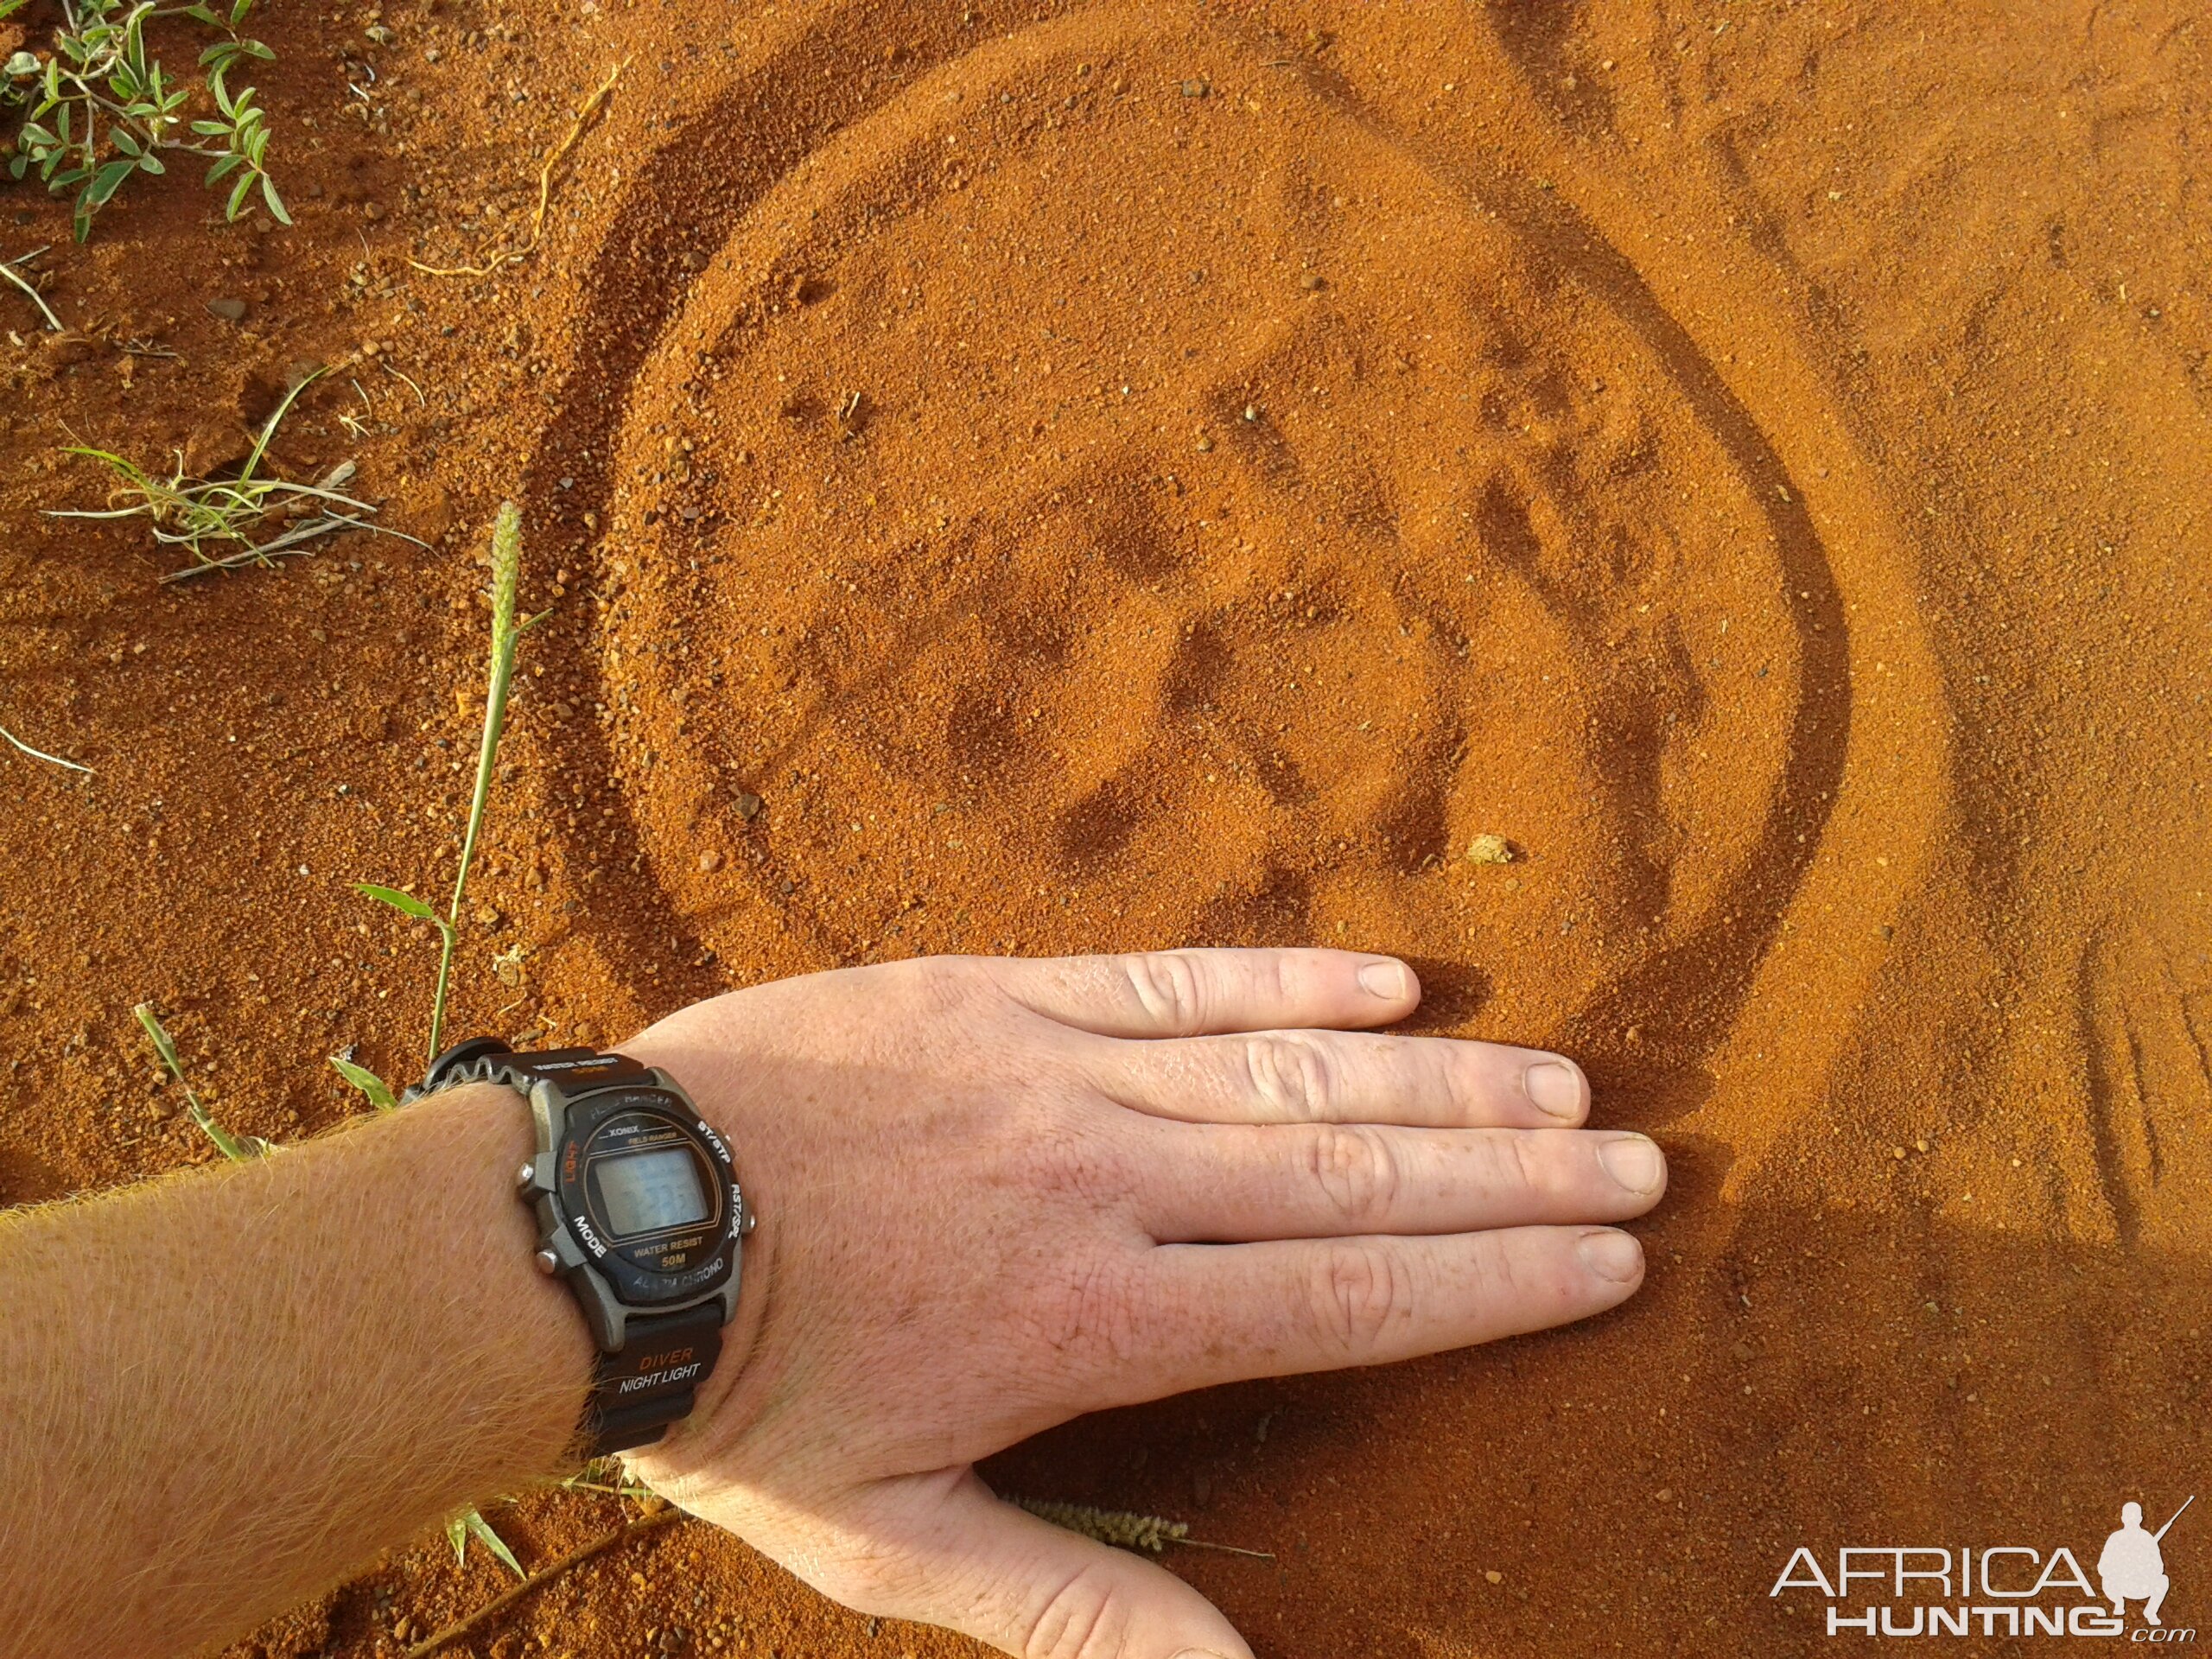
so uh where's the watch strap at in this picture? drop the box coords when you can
[585,1300,725,1454]
[407,1038,653,1102]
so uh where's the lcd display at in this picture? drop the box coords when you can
[593,1146,709,1237]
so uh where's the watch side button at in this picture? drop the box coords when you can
[533,1248,561,1276]
[515,1161,536,1192]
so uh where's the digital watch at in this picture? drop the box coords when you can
[406,1037,752,1456]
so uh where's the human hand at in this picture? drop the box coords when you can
[622,949,1664,1658]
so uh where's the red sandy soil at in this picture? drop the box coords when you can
[4,2,2210,1656]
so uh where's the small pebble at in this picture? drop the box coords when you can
[1484,1570,1503,1585]
[698,849,724,874]
[206,298,247,322]
[1465,832,1513,865]
[1180,78,1208,98]
[733,790,763,821]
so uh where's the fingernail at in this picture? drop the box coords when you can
[1578,1230,1644,1282]
[1357,959,1410,999]
[1598,1135,1664,1194]
[1523,1059,1585,1119]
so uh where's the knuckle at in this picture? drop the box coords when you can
[1495,1130,1559,1199]
[1243,1033,1336,1121]
[1467,1229,1528,1306]
[1435,1044,1486,1121]
[1306,1239,1414,1357]
[1022,1560,1132,1659]
[1124,950,1206,1033]
[1305,1122,1400,1227]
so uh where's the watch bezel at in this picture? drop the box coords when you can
[532,1081,743,1331]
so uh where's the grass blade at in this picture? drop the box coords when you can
[463,1509,525,1579]
[328,1055,397,1111]
[355,882,437,921]
[426,501,526,1065]
[134,1001,267,1160]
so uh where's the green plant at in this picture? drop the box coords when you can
[134,1001,269,1160]
[3,0,285,241]
[327,502,543,1581]
[447,1507,523,1579]
[48,370,427,580]
[348,502,543,1077]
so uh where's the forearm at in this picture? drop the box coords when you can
[0,1083,592,1659]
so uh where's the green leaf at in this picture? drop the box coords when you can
[225,168,252,219]
[328,1056,398,1111]
[188,1099,263,1161]
[86,157,135,207]
[444,1516,467,1565]
[462,1510,525,1579]
[3,50,37,77]
[231,0,254,25]
[238,40,273,60]
[204,151,241,184]
[259,171,288,223]
[111,127,140,156]
[181,3,222,23]
[137,150,163,175]
[134,1002,184,1078]
[353,882,439,922]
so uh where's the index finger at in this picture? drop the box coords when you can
[978,947,1421,1039]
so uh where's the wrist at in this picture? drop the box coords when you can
[416,1081,601,1451]
[613,1029,773,1469]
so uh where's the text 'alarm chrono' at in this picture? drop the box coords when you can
[406,1037,753,1456]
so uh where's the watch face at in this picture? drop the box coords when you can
[555,1090,740,1305]
[593,1144,711,1238]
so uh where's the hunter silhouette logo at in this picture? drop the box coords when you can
[2102,1497,2190,1628]
[1770,1494,2197,1639]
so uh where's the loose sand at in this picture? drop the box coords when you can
[3,3,2209,1655]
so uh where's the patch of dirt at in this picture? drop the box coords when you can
[3,2,2209,1656]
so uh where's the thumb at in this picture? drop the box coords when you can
[807,1465,1255,1659]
